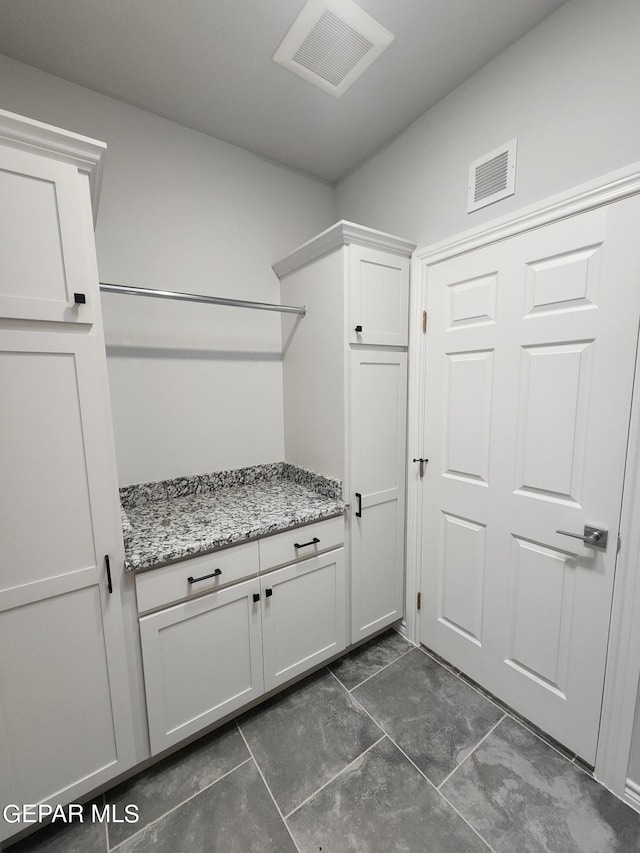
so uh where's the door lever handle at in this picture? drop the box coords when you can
[556,525,608,551]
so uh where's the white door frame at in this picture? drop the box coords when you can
[405,161,640,799]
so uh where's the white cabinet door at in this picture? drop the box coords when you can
[0,330,134,840]
[139,577,264,755]
[0,145,95,324]
[348,246,409,346]
[350,350,407,642]
[261,549,346,691]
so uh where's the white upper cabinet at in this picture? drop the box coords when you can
[0,130,104,324]
[348,245,410,346]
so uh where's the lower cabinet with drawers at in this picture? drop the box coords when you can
[136,516,346,754]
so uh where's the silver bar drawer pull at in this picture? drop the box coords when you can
[294,537,320,550]
[188,568,222,584]
[556,525,608,551]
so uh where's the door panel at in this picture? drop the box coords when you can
[0,328,134,832]
[139,578,264,755]
[444,350,494,484]
[0,346,96,588]
[505,536,573,696]
[261,550,346,691]
[351,350,407,641]
[420,197,640,762]
[348,246,409,346]
[514,341,592,503]
[438,512,486,646]
[0,582,116,804]
[0,146,94,324]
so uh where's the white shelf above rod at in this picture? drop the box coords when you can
[99,282,306,316]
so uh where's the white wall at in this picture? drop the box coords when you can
[0,53,336,485]
[336,0,640,249]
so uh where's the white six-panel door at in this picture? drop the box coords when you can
[420,196,640,762]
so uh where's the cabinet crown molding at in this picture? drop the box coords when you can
[272,219,416,278]
[0,108,106,219]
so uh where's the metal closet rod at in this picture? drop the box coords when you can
[99,282,306,316]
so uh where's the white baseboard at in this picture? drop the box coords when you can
[624,778,640,813]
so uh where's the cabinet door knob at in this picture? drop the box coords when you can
[354,325,363,333]
[355,492,362,518]
[74,292,86,304]
[265,588,273,598]
[253,593,260,603]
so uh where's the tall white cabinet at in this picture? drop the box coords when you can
[274,222,415,643]
[0,110,134,843]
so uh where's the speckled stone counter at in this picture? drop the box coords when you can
[120,462,345,571]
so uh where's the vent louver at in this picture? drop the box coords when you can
[468,139,517,212]
[274,0,394,98]
[293,10,374,87]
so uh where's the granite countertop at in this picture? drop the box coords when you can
[121,462,345,571]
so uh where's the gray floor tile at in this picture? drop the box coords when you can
[442,716,640,853]
[106,721,248,846]
[117,760,296,853]
[4,799,106,853]
[288,736,490,853]
[329,628,412,690]
[353,648,503,786]
[239,670,382,815]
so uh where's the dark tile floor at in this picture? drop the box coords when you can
[6,630,640,853]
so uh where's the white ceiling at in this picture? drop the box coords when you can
[0,0,568,183]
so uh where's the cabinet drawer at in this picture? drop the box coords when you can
[135,541,259,614]
[258,516,344,572]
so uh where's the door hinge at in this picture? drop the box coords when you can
[417,592,422,611]
[422,310,427,334]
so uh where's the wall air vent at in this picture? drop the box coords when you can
[468,139,517,212]
[273,0,394,98]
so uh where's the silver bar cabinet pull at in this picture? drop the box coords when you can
[556,525,608,551]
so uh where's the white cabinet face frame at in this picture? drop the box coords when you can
[0,145,95,325]
[406,161,640,797]
[261,548,346,690]
[348,246,410,347]
[350,349,407,642]
[139,577,264,755]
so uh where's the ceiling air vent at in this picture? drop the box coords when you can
[273,0,394,98]
[468,139,517,213]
